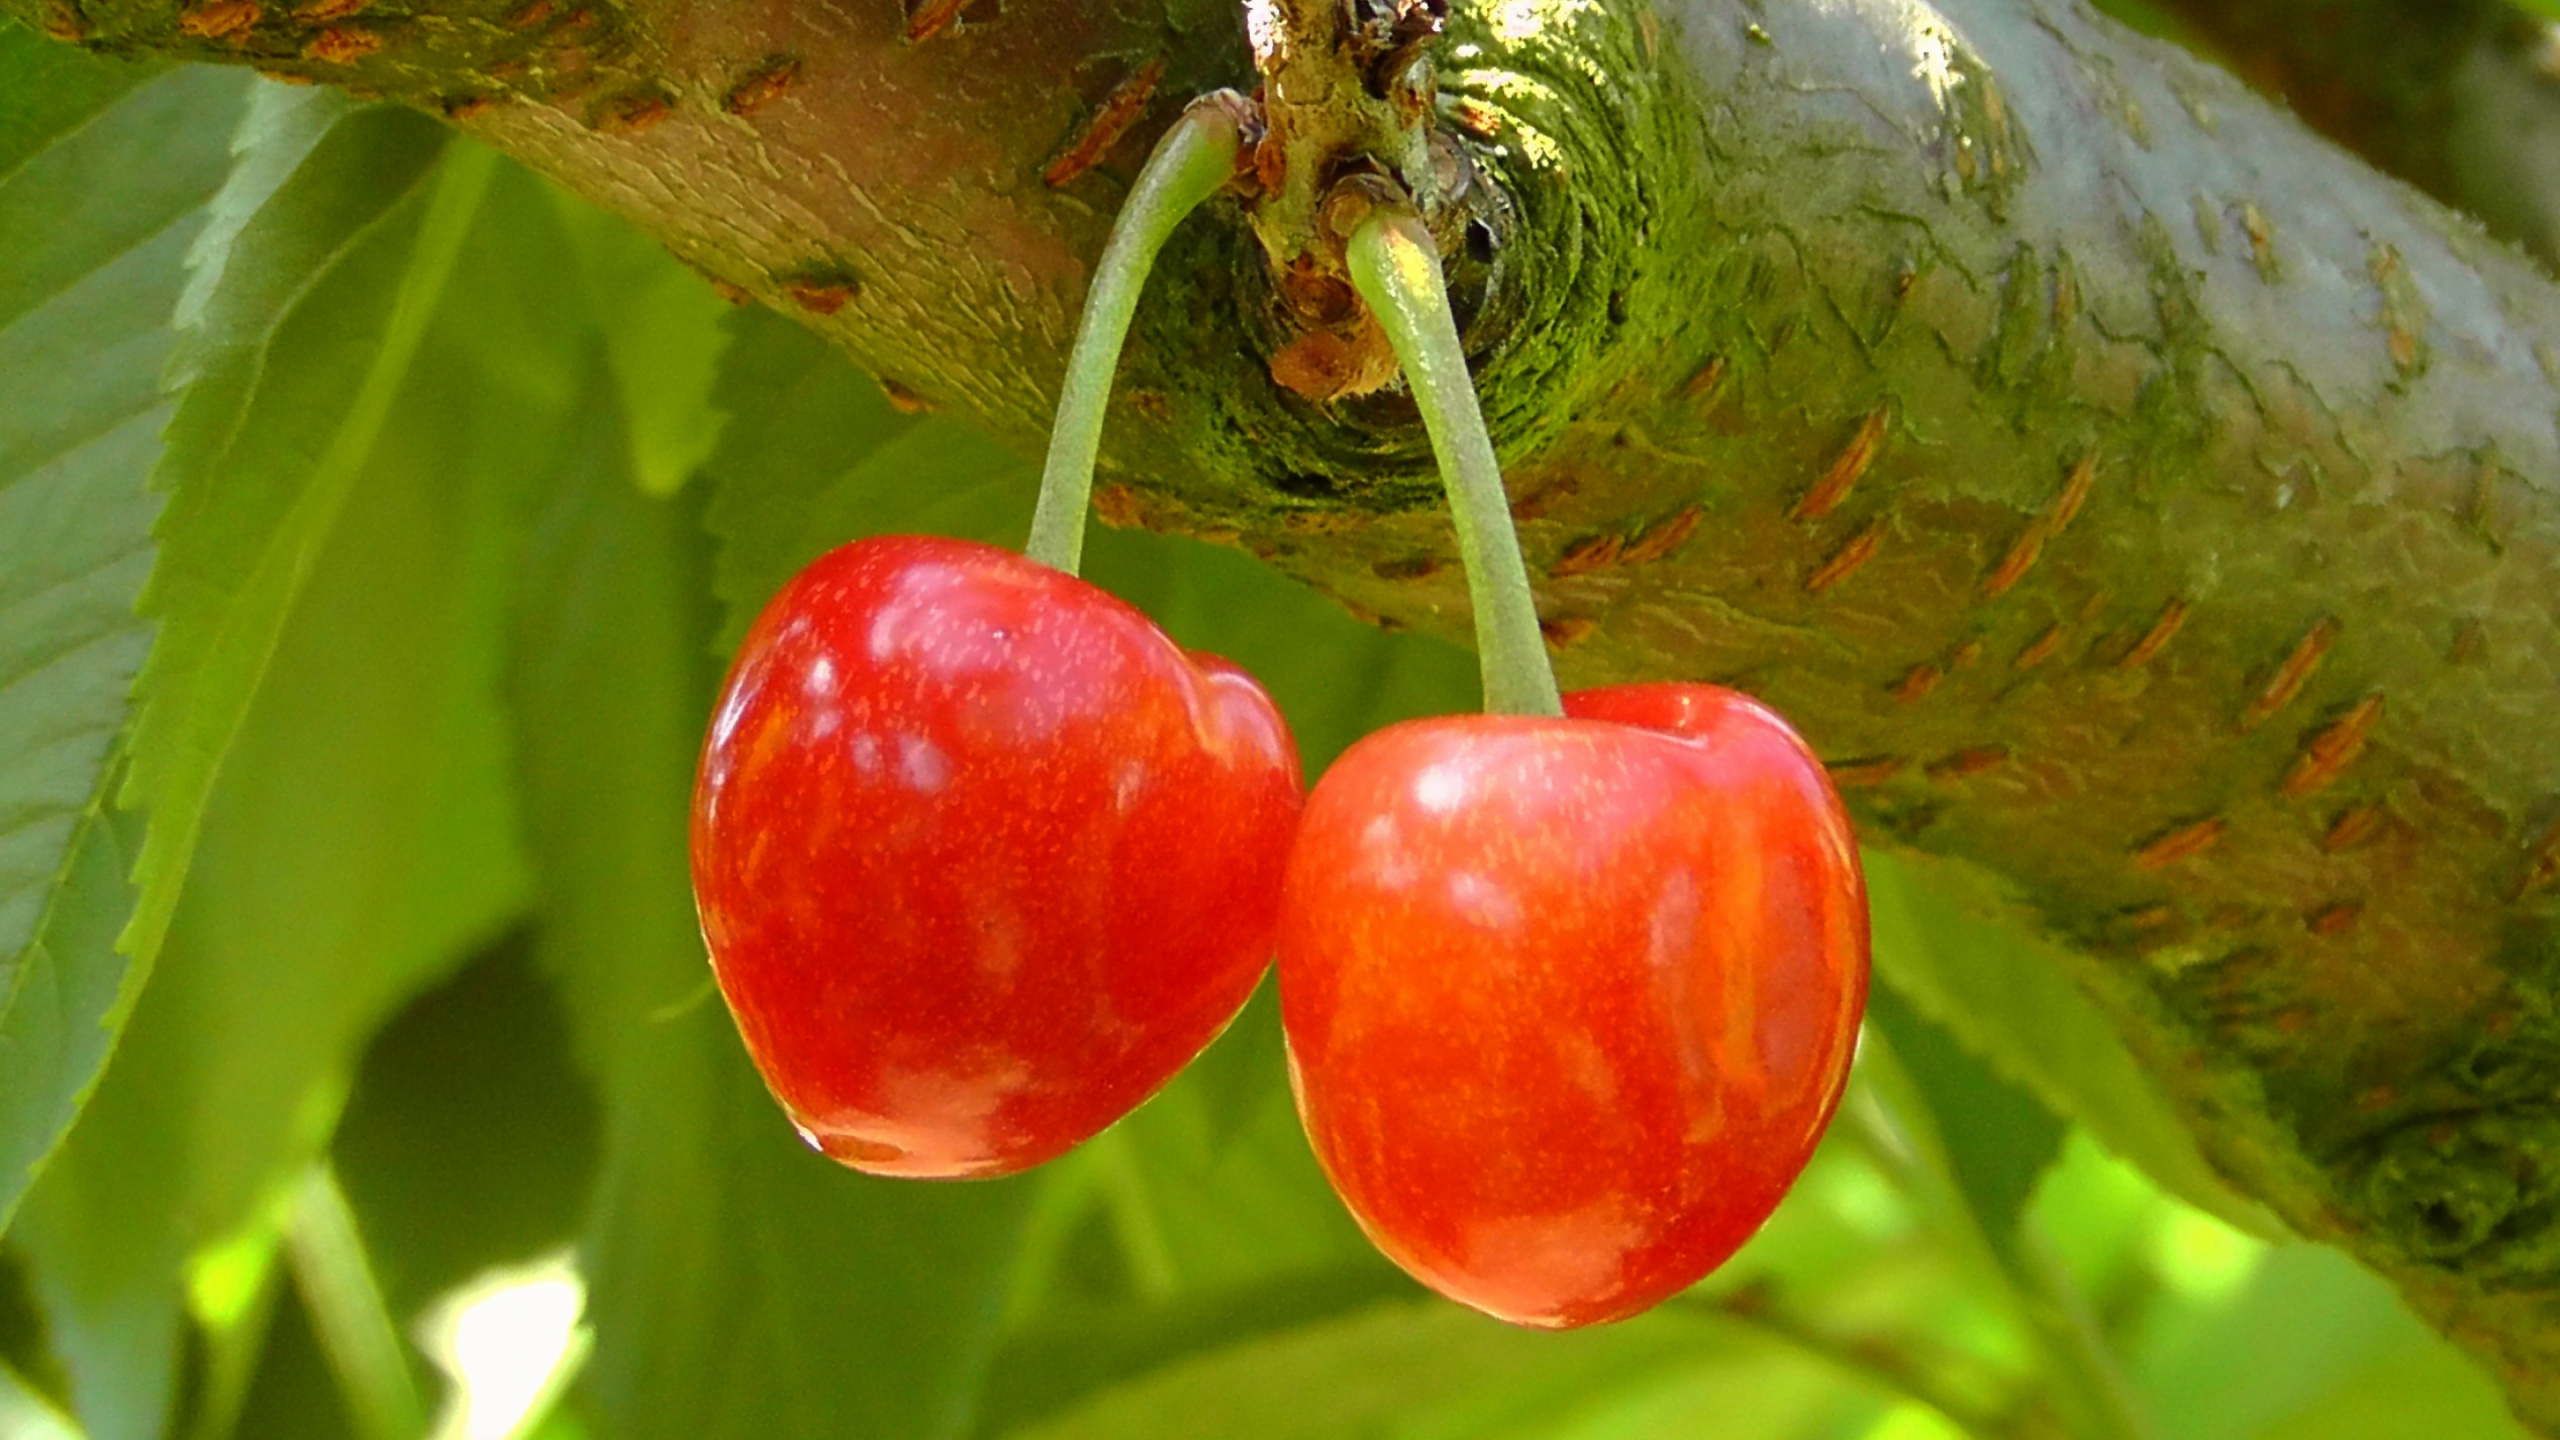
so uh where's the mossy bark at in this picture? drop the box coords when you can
[23,0,2560,1426]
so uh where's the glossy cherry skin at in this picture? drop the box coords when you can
[1276,682,1867,1326]
[691,534,1302,1178]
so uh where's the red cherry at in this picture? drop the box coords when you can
[692,535,1303,1178]
[1275,682,1868,1326]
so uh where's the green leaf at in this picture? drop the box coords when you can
[2027,1129,2190,1324]
[977,1260,1415,1438]
[1162,974,1288,1157]
[0,46,249,1232]
[1856,1024,2145,1440]
[1001,1300,1847,1440]
[0,807,141,1231]
[0,1356,83,1440]
[2135,1243,2526,1440]
[1864,848,2285,1239]
[1863,984,2065,1258]
[700,306,1020,652]
[0,19,153,175]
[1079,522,1479,774]
[511,356,1034,1440]
[1104,1055,1374,1295]
[117,88,489,969]
[223,1266,360,1440]
[10,154,538,1437]
[329,931,603,1321]
[545,188,732,497]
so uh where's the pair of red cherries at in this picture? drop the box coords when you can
[688,97,1868,1331]
[689,534,1868,1328]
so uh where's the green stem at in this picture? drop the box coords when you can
[286,1162,426,1440]
[1023,95,1244,574]
[1848,1051,2152,1440]
[1089,1126,1180,1301]
[1344,208,1563,717]
[1672,1292,2025,1440]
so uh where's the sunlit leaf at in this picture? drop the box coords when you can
[0,1355,82,1440]
[0,39,245,1232]
[117,87,479,969]
[2029,1130,2189,1320]
[1857,1021,2147,1440]
[2135,1243,2527,1440]
[10,150,536,1438]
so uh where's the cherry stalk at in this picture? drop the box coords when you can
[1342,202,1562,718]
[1026,94,1247,575]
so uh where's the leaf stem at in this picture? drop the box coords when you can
[1343,207,1562,717]
[1849,1049,2152,1440]
[1024,95,1244,575]
[286,1162,426,1440]
[1674,1290,2029,1440]
[1089,1126,1180,1301]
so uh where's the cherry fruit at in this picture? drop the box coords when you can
[1275,682,1867,1326]
[691,100,1279,1178]
[692,534,1302,1178]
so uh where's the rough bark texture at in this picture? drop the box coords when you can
[2143,0,2560,273]
[23,0,2560,1427]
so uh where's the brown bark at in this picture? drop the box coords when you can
[22,0,2560,1426]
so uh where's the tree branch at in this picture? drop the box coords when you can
[2141,0,2560,272]
[21,0,2560,1427]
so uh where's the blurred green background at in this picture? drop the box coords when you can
[0,7,2545,1437]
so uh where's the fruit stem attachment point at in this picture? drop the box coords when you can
[1345,206,1563,718]
[1025,94,1246,575]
